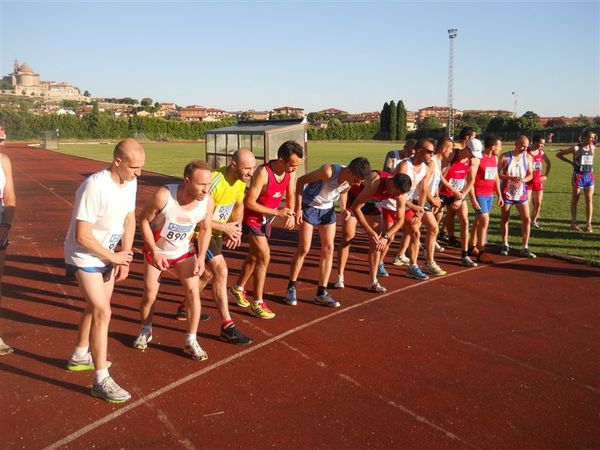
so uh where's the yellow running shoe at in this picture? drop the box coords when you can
[229,286,250,308]
[250,301,276,319]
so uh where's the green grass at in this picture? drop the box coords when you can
[52,140,599,264]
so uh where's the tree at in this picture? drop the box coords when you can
[397,100,407,140]
[519,111,542,130]
[389,100,397,142]
[419,115,442,130]
[141,97,153,107]
[83,90,91,97]
[379,102,390,140]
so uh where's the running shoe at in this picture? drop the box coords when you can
[477,252,493,264]
[67,352,112,372]
[220,324,252,345]
[424,261,447,276]
[285,285,297,306]
[91,377,131,404]
[520,248,537,259]
[176,303,187,321]
[500,244,510,256]
[334,275,345,289]
[0,337,14,356]
[392,254,410,266]
[314,291,341,308]
[434,241,445,252]
[571,222,583,232]
[184,340,208,361]
[367,280,387,293]
[459,256,478,267]
[407,264,429,281]
[133,329,153,350]
[585,223,593,233]
[532,222,540,229]
[229,286,250,308]
[377,262,390,277]
[250,301,276,319]
[447,236,461,248]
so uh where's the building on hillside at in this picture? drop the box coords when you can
[179,105,207,122]
[417,106,464,127]
[158,102,178,111]
[539,116,576,127]
[406,111,417,131]
[462,109,514,118]
[2,60,85,101]
[344,111,380,123]
[319,108,348,117]
[272,106,304,117]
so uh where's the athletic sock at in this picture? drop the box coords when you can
[317,286,327,296]
[234,284,244,292]
[288,280,296,289]
[253,299,263,306]
[94,367,110,384]
[73,346,89,358]
[185,333,196,346]
[461,250,468,258]
[222,320,234,329]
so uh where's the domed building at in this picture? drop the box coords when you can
[2,59,85,100]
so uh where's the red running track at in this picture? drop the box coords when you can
[0,144,599,449]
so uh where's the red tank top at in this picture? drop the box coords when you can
[243,161,290,226]
[474,153,498,196]
[528,149,544,185]
[439,155,470,197]
[371,171,393,201]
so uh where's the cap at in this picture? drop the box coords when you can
[467,138,483,159]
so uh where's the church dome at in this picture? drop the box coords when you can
[19,63,33,73]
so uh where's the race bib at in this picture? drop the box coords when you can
[506,180,524,200]
[449,178,465,191]
[532,161,542,172]
[102,233,123,251]
[484,167,497,180]
[213,204,234,223]
[160,221,194,243]
[581,154,593,166]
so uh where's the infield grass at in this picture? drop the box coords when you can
[52,140,599,264]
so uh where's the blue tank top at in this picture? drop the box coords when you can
[302,164,350,210]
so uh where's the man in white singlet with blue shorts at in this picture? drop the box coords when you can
[64,139,145,403]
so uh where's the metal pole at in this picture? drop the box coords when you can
[447,28,458,139]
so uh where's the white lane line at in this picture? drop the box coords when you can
[45,261,519,450]
[453,336,600,394]
[13,165,74,208]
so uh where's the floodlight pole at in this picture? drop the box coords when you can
[512,90,518,117]
[447,28,458,139]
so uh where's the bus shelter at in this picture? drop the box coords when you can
[205,119,308,176]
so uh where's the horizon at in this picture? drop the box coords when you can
[1,1,598,117]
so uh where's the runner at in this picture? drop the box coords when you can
[527,136,552,228]
[229,141,303,319]
[469,135,504,263]
[0,123,16,356]
[555,130,596,232]
[498,136,536,257]
[133,160,213,359]
[382,139,416,172]
[439,127,477,246]
[64,139,145,403]
[438,137,480,267]
[285,157,371,308]
[351,171,412,292]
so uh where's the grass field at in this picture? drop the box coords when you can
[52,140,599,264]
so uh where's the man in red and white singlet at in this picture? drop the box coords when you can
[230,141,303,320]
[135,160,214,361]
[527,136,551,229]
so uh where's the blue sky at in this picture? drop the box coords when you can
[1,1,598,116]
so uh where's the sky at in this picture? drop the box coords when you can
[1,1,599,117]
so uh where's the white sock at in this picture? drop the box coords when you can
[234,284,244,292]
[95,367,110,384]
[185,333,196,345]
[73,346,88,358]
[253,299,263,306]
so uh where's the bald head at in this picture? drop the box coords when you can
[113,139,145,163]
[230,147,256,182]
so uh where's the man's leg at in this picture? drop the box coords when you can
[317,223,336,288]
[336,216,356,286]
[288,221,314,282]
[247,233,275,319]
[364,214,383,285]
[532,190,543,225]
[584,186,594,230]
[500,203,511,252]
[515,203,532,248]
[571,183,582,229]
[133,260,162,349]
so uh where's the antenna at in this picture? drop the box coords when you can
[447,28,458,138]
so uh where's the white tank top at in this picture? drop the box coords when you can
[405,157,428,201]
[151,184,208,259]
[428,157,442,197]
